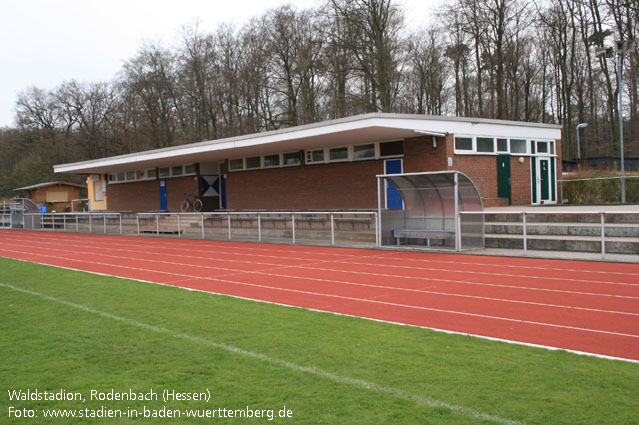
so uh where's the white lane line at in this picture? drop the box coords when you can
[2,241,639,317]
[2,236,637,295]
[3,257,638,364]
[0,281,529,425]
[8,244,639,316]
[6,230,639,281]
[1,239,637,306]
[1,248,637,339]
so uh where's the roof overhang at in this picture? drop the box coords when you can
[54,113,562,174]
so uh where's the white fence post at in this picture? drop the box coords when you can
[330,213,335,245]
[601,212,606,258]
[292,213,296,244]
[522,212,527,255]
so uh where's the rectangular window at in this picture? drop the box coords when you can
[229,159,243,171]
[117,172,125,181]
[283,152,300,166]
[454,137,473,151]
[108,174,116,182]
[549,142,555,155]
[135,170,145,180]
[94,183,104,201]
[379,140,403,157]
[159,168,170,178]
[537,141,548,153]
[311,150,324,162]
[171,165,183,176]
[510,139,527,154]
[497,138,508,152]
[147,169,157,179]
[353,144,375,159]
[184,164,196,175]
[329,147,348,161]
[92,174,101,182]
[245,156,261,169]
[530,140,536,154]
[476,137,495,153]
[263,154,280,168]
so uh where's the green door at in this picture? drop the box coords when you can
[540,159,549,201]
[497,155,511,204]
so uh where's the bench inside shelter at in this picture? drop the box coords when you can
[392,228,455,246]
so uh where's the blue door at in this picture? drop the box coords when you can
[384,159,403,210]
[159,179,168,210]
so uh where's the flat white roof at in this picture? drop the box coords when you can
[54,113,562,174]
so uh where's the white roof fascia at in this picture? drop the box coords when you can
[54,114,562,174]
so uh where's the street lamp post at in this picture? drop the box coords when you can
[576,123,588,165]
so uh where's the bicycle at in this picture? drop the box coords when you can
[180,193,203,212]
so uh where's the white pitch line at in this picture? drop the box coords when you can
[0,247,637,339]
[0,281,529,425]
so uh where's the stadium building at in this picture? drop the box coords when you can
[53,113,562,212]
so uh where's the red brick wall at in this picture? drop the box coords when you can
[403,136,447,172]
[450,155,499,200]
[166,176,199,212]
[107,180,160,211]
[511,156,531,205]
[107,177,198,212]
[227,160,385,210]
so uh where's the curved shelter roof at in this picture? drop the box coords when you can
[377,171,484,250]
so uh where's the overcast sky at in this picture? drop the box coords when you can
[0,0,440,128]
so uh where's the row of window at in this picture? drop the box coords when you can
[305,140,403,164]
[454,136,555,156]
[229,152,301,172]
[108,164,195,183]
[228,141,404,172]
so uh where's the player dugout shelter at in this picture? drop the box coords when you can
[53,113,562,213]
[377,171,483,250]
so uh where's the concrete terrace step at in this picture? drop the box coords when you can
[485,221,639,237]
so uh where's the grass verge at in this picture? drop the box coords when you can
[0,257,637,424]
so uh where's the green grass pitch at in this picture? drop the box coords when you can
[1,257,637,424]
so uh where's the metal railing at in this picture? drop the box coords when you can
[25,213,124,234]
[21,211,378,247]
[459,210,639,258]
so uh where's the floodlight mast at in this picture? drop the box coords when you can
[616,39,635,204]
[596,39,635,204]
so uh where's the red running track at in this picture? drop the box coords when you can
[1,229,638,361]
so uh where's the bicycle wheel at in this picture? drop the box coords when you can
[193,199,203,212]
[180,199,190,212]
